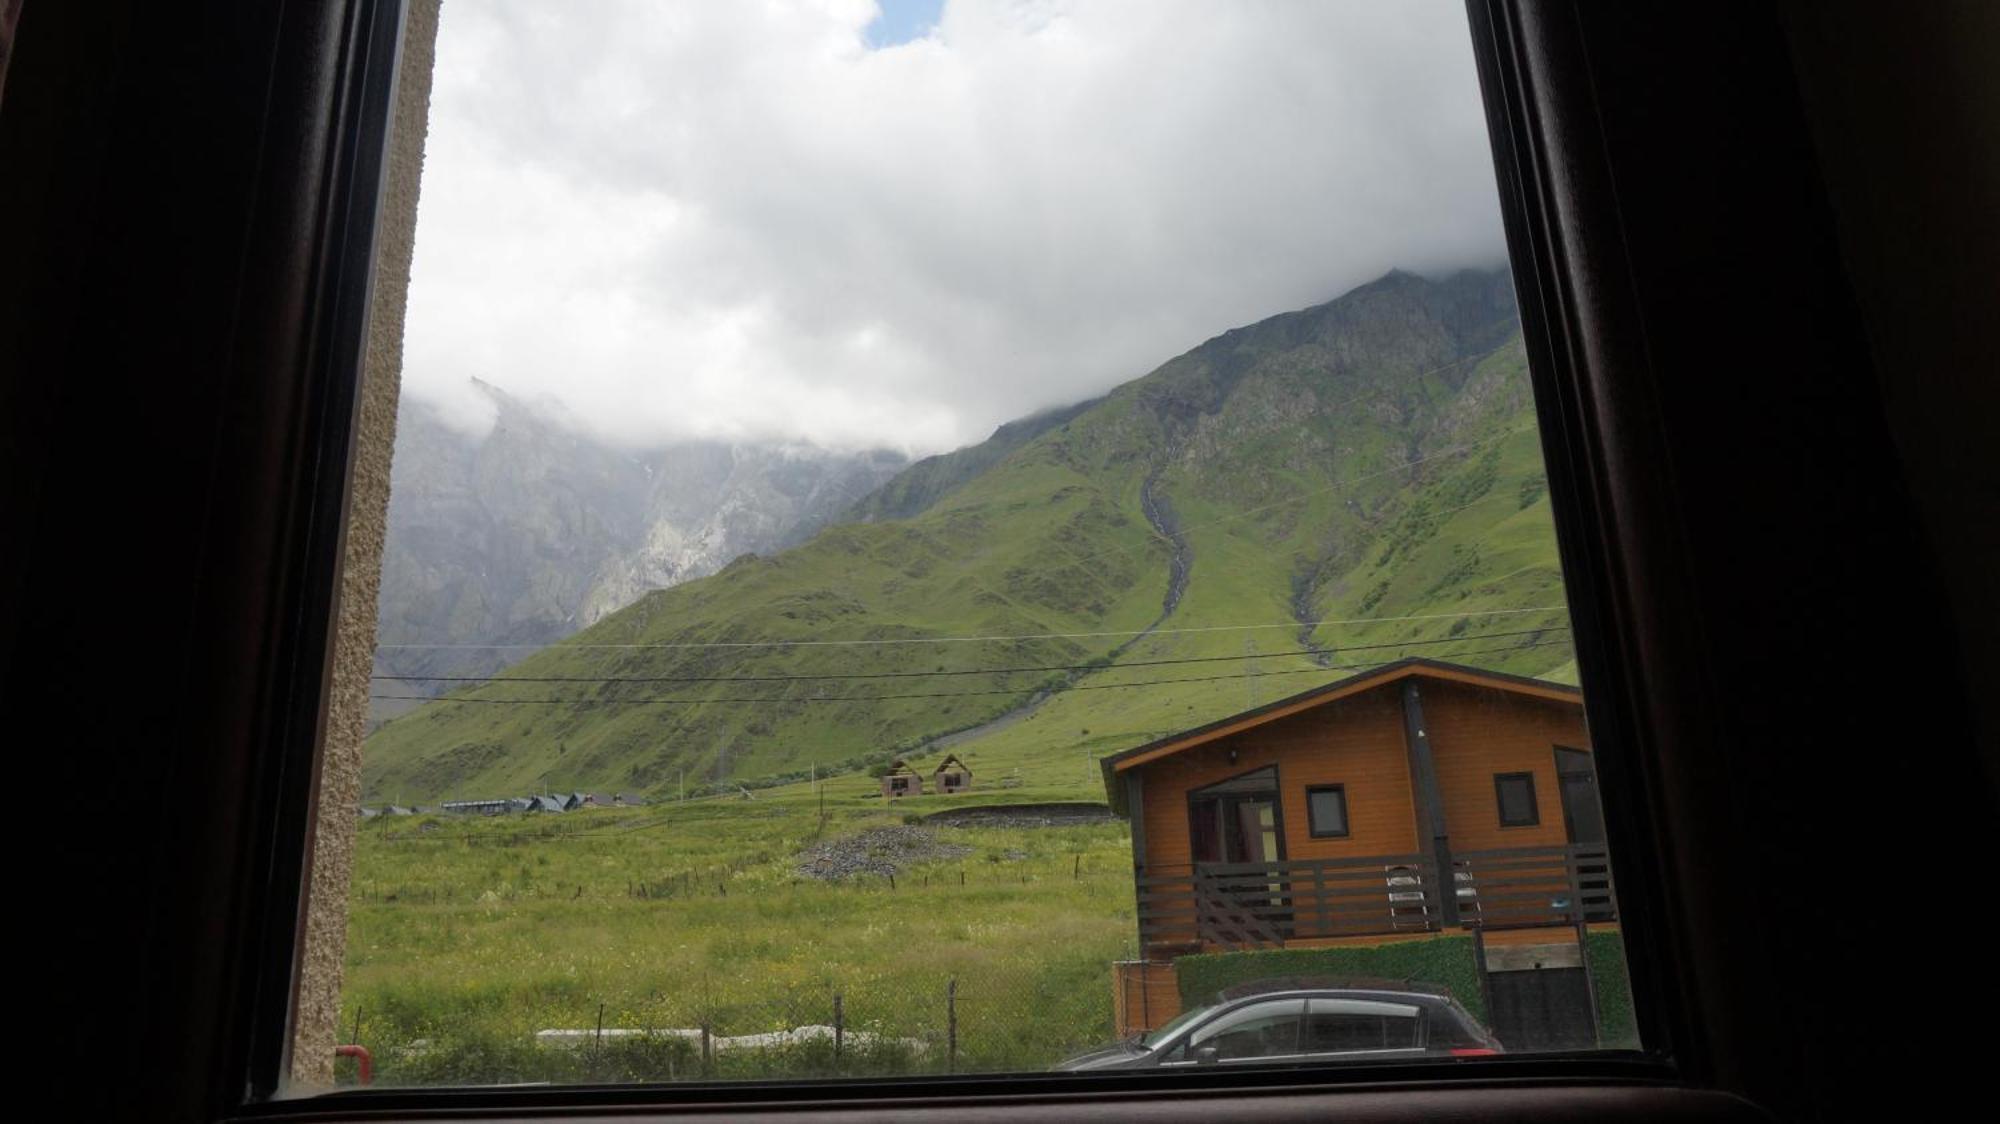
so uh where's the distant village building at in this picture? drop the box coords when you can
[358,806,379,819]
[563,792,591,811]
[507,797,534,813]
[880,760,924,798]
[614,793,646,807]
[933,753,972,795]
[525,795,566,813]
[441,798,513,816]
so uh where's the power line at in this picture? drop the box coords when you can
[374,602,1569,652]
[367,637,1573,708]
[371,625,1568,685]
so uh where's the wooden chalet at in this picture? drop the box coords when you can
[879,760,924,798]
[933,753,972,794]
[1103,657,1618,1044]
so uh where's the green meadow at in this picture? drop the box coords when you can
[342,777,1138,1085]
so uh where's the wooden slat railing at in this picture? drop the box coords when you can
[1450,844,1616,929]
[1136,844,1616,952]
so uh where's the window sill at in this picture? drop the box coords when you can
[235,1075,1757,1123]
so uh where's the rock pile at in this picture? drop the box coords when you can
[795,826,973,881]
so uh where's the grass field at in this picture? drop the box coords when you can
[342,777,1138,1085]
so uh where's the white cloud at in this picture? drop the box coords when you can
[402,0,1506,453]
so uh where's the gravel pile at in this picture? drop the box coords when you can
[795,826,973,881]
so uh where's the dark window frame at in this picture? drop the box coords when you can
[1305,784,1351,838]
[218,0,1699,1107]
[1185,763,1288,866]
[43,0,1989,1117]
[1494,772,1540,827]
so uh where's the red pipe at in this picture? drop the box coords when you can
[335,1044,373,1085]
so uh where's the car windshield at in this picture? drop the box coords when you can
[1140,1004,1215,1048]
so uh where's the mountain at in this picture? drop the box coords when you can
[362,268,1573,801]
[370,383,907,719]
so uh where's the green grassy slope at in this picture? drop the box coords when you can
[343,786,1136,1081]
[362,268,1572,803]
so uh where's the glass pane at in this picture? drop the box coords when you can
[1498,774,1538,826]
[1304,1012,1419,1052]
[1309,788,1348,835]
[312,0,1643,1093]
[1190,1000,1302,1060]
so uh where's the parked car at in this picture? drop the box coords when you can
[1056,978,1502,1071]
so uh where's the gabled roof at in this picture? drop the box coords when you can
[933,753,970,775]
[882,759,921,776]
[1098,658,1581,812]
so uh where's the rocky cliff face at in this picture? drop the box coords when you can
[579,441,909,623]
[371,382,905,717]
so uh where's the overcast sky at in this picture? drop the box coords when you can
[402,0,1507,455]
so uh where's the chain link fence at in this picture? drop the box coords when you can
[338,962,1117,1086]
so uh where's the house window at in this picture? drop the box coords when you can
[1495,772,1540,827]
[1306,784,1350,838]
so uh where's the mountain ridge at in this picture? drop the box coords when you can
[363,268,1571,801]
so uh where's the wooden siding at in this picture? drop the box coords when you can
[1109,661,1580,774]
[1424,681,1589,852]
[1481,925,1584,948]
[1134,674,1589,878]
[1138,688,1418,872]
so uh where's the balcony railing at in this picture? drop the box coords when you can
[1135,844,1615,952]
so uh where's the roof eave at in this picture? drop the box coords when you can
[1098,657,1581,779]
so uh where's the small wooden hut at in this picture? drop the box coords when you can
[880,760,924,798]
[933,753,973,795]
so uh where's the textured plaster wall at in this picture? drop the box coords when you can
[289,0,442,1089]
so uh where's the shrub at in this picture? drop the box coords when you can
[1175,937,1485,1022]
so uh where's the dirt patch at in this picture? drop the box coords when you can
[923,802,1118,829]
[795,826,973,881]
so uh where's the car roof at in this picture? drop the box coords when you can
[1213,976,1459,1004]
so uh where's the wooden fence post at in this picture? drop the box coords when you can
[833,992,844,1066]
[947,977,958,1073]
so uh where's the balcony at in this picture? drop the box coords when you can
[1134,844,1616,953]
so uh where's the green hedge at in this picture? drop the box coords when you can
[1175,932,1641,1048]
[1584,930,1640,1050]
[1175,937,1485,1024]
